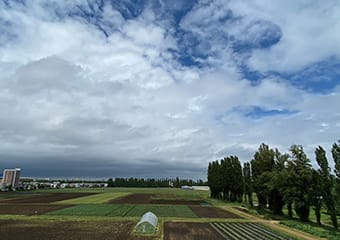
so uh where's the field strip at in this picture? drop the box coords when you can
[165,217,251,223]
[54,192,130,204]
[245,223,288,240]
[217,222,246,239]
[209,223,229,239]
[222,206,326,240]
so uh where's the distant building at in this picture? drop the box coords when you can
[181,185,194,190]
[192,186,210,191]
[2,168,21,190]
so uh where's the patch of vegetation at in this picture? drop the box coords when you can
[55,192,130,204]
[47,204,197,218]
[281,220,340,240]
[125,205,196,218]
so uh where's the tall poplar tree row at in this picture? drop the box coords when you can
[207,156,243,202]
[207,142,339,228]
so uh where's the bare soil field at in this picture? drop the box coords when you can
[0,220,153,240]
[0,204,72,215]
[2,193,97,204]
[190,206,242,218]
[110,193,153,204]
[110,193,203,205]
[164,222,225,240]
[150,199,202,205]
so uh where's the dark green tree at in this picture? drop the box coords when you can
[243,162,253,206]
[208,160,223,199]
[230,156,243,202]
[311,169,323,225]
[251,143,275,209]
[315,145,337,228]
[107,178,114,187]
[332,141,340,221]
[281,159,297,218]
[290,145,313,222]
[332,141,340,178]
[266,149,288,215]
[221,158,232,200]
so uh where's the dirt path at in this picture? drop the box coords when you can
[222,206,326,240]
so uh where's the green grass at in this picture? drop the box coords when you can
[281,220,340,240]
[55,192,130,204]
[47,204,197,218]
[124,205,196,217]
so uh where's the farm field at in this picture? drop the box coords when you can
[211,222,290,240]
[164,222,225,240]
[190,205,242,218]
[0,219,153,240]
[56,192,130,204]
[47,204,198,218]
[0,192,97,203]
[0,204,72,216]
[0,187,322,240]
[109,193,205,205]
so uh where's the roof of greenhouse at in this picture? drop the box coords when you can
[136,211,158,229]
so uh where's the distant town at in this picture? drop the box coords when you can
[0,167,107,191]
[0,167,208,192]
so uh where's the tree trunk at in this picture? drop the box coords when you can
[315,204,321,225]
[287,202,293,218]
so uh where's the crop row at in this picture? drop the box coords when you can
[211,222,289,240]
[47,204,197,218]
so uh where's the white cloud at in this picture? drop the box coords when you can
[0,1,339,177]
[228,0,340,72]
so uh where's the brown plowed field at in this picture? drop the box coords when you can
[190,206,242,218]
[0,220,153,240]
[164,222,225,240]
[0,204,72,216]
[150,199,202,205]
[110,193,154,204]
[110,193,203,205]
[2,193,97,204]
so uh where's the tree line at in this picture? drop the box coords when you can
[208,141,340,229]
[107,177,206,188]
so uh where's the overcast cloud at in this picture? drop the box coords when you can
[0,0,339,179]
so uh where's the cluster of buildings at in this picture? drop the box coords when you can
[0,168,21,191]
[0,167,108,191]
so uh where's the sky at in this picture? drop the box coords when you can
[0,0,340,179]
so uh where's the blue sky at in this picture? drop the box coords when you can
[0,0,339,179]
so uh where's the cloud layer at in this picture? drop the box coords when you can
[0,0,339,178]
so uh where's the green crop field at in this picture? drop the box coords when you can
[55,192,130,204]
[47,204,197,218]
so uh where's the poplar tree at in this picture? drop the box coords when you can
[251,143,275,209]
[315,145,337,228]
[290,145,313,222]
[243,162,253,206]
